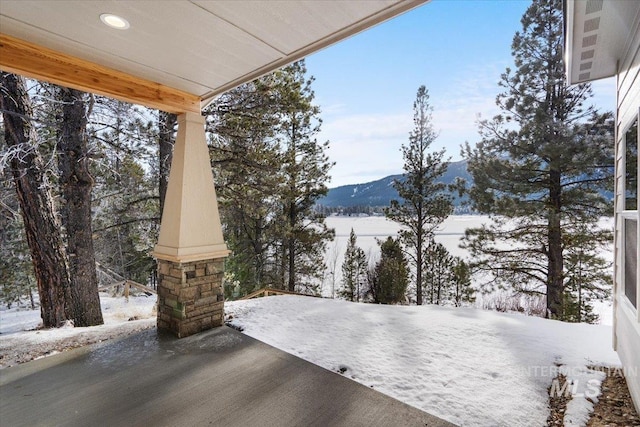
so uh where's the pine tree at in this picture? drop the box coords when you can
[421,240,475,307]
[339,228,367,302]
[0,73,72,327]
[208,61,333,296]
[207,77,283,295]
[385,85,453,305]
[272,61,334,293]
[56,87,103,326]
[369,237,408,304]
[562,224,611,323]
[452,258,475,307]
[90,98,159,287]
[0,183,36,309]
[1,77,160,321]
[462,0,614,321]
[422,240,454,305]
[158,111,176,216]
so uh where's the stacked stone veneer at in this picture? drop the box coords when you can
[157,258,225,338]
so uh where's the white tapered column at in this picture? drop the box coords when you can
[154,111,229,262]
[154,111,229,337]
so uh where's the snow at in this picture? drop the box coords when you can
[0,290,621,426]
[324,215,615,325]
[226,295,621,427]
[0,292,157,368]
[0,214,619,425]
[0,306,41,335]
[326,214,484,262]
[558,365,606,426]
[0,293,156,335]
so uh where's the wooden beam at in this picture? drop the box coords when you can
[0,33,200,114]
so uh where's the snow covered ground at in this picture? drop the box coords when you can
[0,293,156,368]
[226,295,621,427]
[0,292,621,426]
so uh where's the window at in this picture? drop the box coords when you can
[624,119,638,210]
[625,218,637,309]
[622,118,638,309]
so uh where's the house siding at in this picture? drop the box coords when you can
[614,21,640,411]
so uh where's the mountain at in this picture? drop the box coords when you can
[318,160,471,208]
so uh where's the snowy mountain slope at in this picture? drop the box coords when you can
[318,160,470,208]
[226,295,620,427]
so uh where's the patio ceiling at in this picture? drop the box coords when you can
[565,0,640,85]
[0,0,427,113]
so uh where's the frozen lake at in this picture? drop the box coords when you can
[325,214,480,260]
[322,215,485,298]
[322,215,614,324]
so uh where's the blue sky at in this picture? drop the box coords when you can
[305,0,616,187]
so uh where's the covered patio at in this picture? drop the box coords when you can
[0,325,454,426]
[0,1,461,425]
[0,0,427,337]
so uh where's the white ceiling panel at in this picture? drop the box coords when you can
[0,0,427,107]
[195,1,399,55]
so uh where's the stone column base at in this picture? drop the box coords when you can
[157,257,225,338]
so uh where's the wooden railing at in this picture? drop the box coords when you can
[98,279,157,298]
[240,287,317,300]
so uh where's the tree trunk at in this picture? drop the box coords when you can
[287,201,296,292]
[416,228,423,305]
[415,185,425,305]
[252,224,264,287]
[0,72,71,327]
[57,87,103,326]
[547,168,564,319]
[577,256,582,323]
[278,242,286,290]
[158,111,176,215]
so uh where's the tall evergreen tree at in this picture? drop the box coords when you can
[562,224,611,323]
[385,85,453,305]
[272,61,334,293]
[462,0,614,321]
[339,228,367,302]
[0,73,72,326]
[158,111,176,216]
[1,77,160,320]
[208,61,333,295]
[56,87,103,326]
[89,98,159,286]
[369,237,408,304]
[207,78,283,294]
[0,181,36,309]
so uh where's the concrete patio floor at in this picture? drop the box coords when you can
[0,325,455,426]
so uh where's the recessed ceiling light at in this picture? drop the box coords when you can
[100,13,130,30]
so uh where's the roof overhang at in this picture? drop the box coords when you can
[0,0,428,113]
[565,0,640,85]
